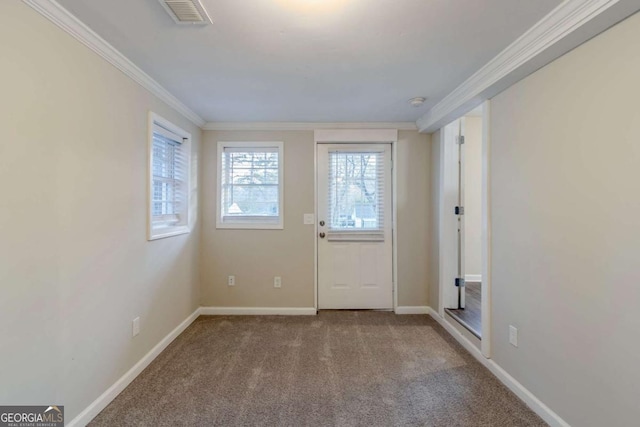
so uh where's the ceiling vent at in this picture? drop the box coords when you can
[159,0,212,25]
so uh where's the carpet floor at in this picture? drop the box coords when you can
[89,312,546,426]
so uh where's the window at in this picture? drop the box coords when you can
[148,113,192,240]
[216,141,284,229]
[327,149,385,240]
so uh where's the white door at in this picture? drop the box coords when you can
[456,119,466,309]
[443,119,466,310]
[317,144,393,309]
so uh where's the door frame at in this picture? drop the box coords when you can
[313,129,399,312]
[437,101,492,358]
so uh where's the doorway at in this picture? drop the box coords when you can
[314,130,397,310]
[438,103,491,356]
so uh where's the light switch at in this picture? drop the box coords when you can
[303,213,315,225]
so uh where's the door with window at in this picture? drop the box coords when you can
[317,144,392,309]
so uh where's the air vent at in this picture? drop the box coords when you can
[159,0,212,25]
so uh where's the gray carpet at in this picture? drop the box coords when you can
[89,312,546,426]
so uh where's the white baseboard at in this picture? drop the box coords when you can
[395,306,429,315]
[427,307,569,427]
[199,306,317,316]
[67,308,201,427]
[465,274,482,282]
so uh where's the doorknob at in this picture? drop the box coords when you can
[319,232,326,238]
[319,220,325,226]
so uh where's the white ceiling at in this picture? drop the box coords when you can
[58,0,560,123]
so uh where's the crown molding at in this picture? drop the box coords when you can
[417,0,631,133]
[203,122,418,131]
[23,0,206,128]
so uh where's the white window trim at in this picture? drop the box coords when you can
[216,141,284,230]
[147,112,192,240]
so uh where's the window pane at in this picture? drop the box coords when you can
[148,117,191,239]
[328,152,383,231]
[222,148,280,218]
[152,133,182,218]
[224,184,278,216]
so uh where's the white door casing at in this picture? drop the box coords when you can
[317,143,393,309]
[437,100,492,358]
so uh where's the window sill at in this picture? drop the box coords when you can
[148,225,190,240]
[216,221,283,230]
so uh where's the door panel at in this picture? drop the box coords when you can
[332,245,351,288]
[359,245,378,286]
[317,144,392,309]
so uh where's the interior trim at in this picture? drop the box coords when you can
[417,0,631,132]
[199,307,317,316]
[204,122,418,131]
[22,0,206,128]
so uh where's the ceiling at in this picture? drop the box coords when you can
[58,0,560,123]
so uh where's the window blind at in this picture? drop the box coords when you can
[327,150,385,241]
[152,127,186,227]
[221,146,280,223]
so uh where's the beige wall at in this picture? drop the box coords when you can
[0,2,201,421]
[489,12,640,426]
[200,130,431,308]
[396,131,431,306]
[201,130,316,307]
[463,116,482,277]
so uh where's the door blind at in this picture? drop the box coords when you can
[327,150,385,241]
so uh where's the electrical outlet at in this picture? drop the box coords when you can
[228,275,235,286]
[132,317,140,337]
[509,325,518,347]
[274,276,282,288]
[303,213,315,225]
